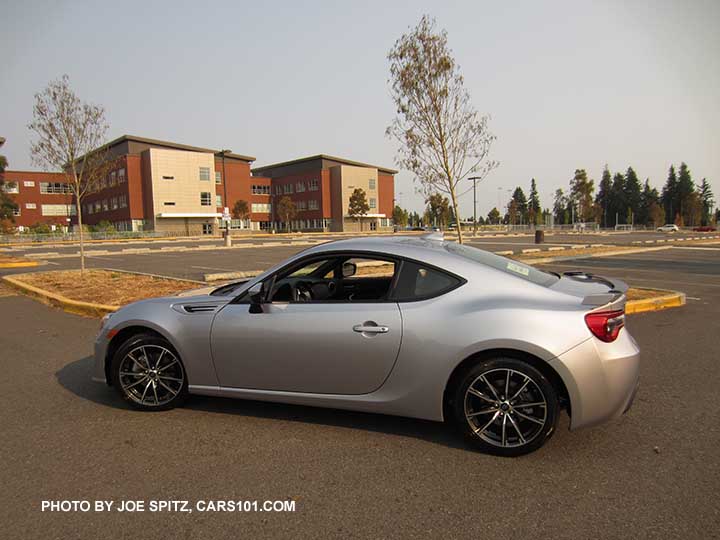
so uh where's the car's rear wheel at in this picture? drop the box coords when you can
[111,333,188,410]
[451,358,559,457]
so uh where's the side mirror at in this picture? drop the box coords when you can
[342,262,357,278]
[248,282,264,304]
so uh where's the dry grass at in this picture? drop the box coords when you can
[16,270,197,306]
[0,254,33,264]
[626,287,671,301]
[513,245,642,261]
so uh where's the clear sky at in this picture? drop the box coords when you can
[2,0,718,217]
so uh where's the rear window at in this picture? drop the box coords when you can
[393,261,462,301]
[444,242,558,287]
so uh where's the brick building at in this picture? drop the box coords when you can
[252,155,397,232]
[1,136,396,234]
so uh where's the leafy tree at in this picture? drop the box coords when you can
[0,137,19,224]
[648,201,665,227]
[392,205,409,227]
[699,179,714,226]
[425,193,450,228]
[553,188,568,225]
[684,191,703,227]
[624,167,642,225]
[676,162,695,226]
[661,165,678,224]
[528,178,541,225]
[232,199,250,221]
[569,169,594,222]
[276,196,297,232]
[595,166,612,228]
[348,188,370,231]
[386,15,497,244]
[511,187,528,224]
[28,75,113,273]
[609,173,626,225]
[638,179,660,226]
[487,207,501,224]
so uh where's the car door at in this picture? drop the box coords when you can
[209,255,402,395]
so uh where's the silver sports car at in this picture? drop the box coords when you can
[93,234,639,456]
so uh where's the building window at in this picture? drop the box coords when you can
[102,199,109,211]
[251,203,271,213]
[118,168,126,183]
[369,198,376,209]
[370,221,377,231]
[216,194,222,207]
[110,171,117,186]
[25,203,37,209]
[119,195,127,208]
[252,185,270,195]
[24,180,35,187]
[202,223,213,235]
[369,178,376,190]
[309,178,319,191]
[200,192,212,206]
[40,182,72,194]
[381,218,389,227]
[308,199,319,210]
[296,200,307,211]
[41,204,76,216]
[199,167,211,181]
[162,175,175,180]
[215,171,222,184]
[2,182,19,194]
[296,182,306,193]
[111,197,118,210]
[163,202,176,206]
[13,208,21,216]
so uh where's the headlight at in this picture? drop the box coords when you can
[100,312,114,330]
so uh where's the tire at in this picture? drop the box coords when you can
[450,357,559,457]
[110,333,188,411]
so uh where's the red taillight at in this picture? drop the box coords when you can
[585,309,625,342]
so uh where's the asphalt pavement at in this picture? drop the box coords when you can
[1,247,718,539]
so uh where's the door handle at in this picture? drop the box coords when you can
[353,324,389,334]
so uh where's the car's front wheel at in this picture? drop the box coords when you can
[111,333,188,410]
[451,358,559,457]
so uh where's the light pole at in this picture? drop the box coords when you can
[217,149,232,236]
[468,176,481,237]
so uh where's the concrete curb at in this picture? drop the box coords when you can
[2,273,118,317]
[626,290,686,314]
[515,245,672,265]
[0,260,39,268]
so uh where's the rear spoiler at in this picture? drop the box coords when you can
[571,273,630,308]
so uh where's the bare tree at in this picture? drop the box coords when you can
[276,196,297,232]
[28,75,111,273]
[387,15,497,244]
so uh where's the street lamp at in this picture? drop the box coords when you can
[217,149,232,234]
[468,176,482,237]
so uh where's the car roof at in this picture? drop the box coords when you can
[303,234,479,276]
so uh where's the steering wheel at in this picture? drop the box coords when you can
[293,281,313,302]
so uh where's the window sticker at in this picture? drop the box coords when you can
[506,262,530,277]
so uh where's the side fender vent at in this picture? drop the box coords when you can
[182,304,220,314]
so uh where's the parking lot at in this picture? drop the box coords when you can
[1,234,719,538]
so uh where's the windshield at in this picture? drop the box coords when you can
[444,242,559,287]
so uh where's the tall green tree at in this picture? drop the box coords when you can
[392,205,409,227]
[348,188,370,231]
[425,193,451,228]
[699,179,714,226]
[510,187,528,224]
[569,169,594,222]
[386,15,498,244]
[528,178,541,225]
[624,167,642,225]
[0,137,19,224]
[638,179,660,226]
[595,166,612,228]
[609,172,626,225]
[661,165,678,224]
[487,207,501,224]
[676,162,695,226]
[553,188,568,225]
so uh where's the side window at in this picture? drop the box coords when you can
[267,256,398,303]
[394,261,461,301]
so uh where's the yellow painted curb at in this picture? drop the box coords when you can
[0,261,39,268]
[626,290,686,314]
[2,273,118,318]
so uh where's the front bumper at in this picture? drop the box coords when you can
[550,329,640,431]
[92,331,110,384]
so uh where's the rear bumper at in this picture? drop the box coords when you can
[550,329,640,431]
